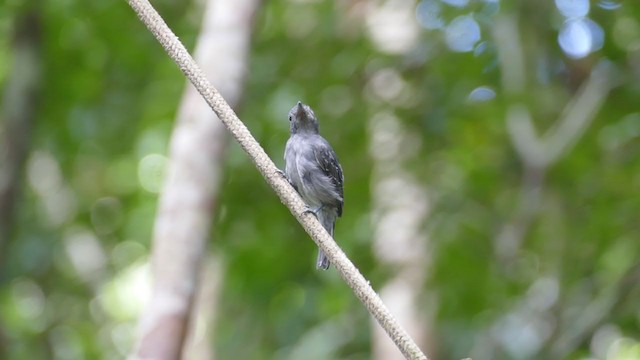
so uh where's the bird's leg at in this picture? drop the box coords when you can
[302,205,324,218]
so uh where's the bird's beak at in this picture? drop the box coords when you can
[296,101,305,116]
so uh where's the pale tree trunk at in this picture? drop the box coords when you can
[0,8,42,356]
[360,0,434,357]
[182,255,223,360]
[131,0,261,358]
[368,111,433,360]
[0,9,42,272]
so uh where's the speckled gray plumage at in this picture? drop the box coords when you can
[284,102,344,270]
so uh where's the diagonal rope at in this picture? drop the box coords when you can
[126,0,428,358]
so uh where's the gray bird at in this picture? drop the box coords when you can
[284,101,344,270]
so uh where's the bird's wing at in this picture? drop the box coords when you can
[314,142,344,216]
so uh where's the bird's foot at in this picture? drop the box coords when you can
[275,168,286,179]
[276,168,294,186]
[302,205,323,218]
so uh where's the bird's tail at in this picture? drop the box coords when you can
[316,210,336,270]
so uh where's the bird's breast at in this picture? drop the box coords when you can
[284,137,323,208]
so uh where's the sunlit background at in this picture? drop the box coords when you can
[1,0,640,359]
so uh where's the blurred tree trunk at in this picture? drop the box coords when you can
[0,8,42,356]
[183,255,223,360]
[368,112,434,359]
[357,0,433,357]
[132,0,261,358]
[482,13,615,359]
[0,9,42,275]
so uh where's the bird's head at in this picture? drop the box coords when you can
[288,101,319,134]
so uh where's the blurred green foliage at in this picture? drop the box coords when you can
[1,0,639,359]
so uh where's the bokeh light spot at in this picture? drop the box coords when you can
[468,86,496,102]
[445,15,481,52]
[558,18,592,58]
[416,0,444,30]
[137,154,168,193]
[555,0,590,18]
[91,197,124,235]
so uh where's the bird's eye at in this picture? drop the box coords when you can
[288,116,292,122]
